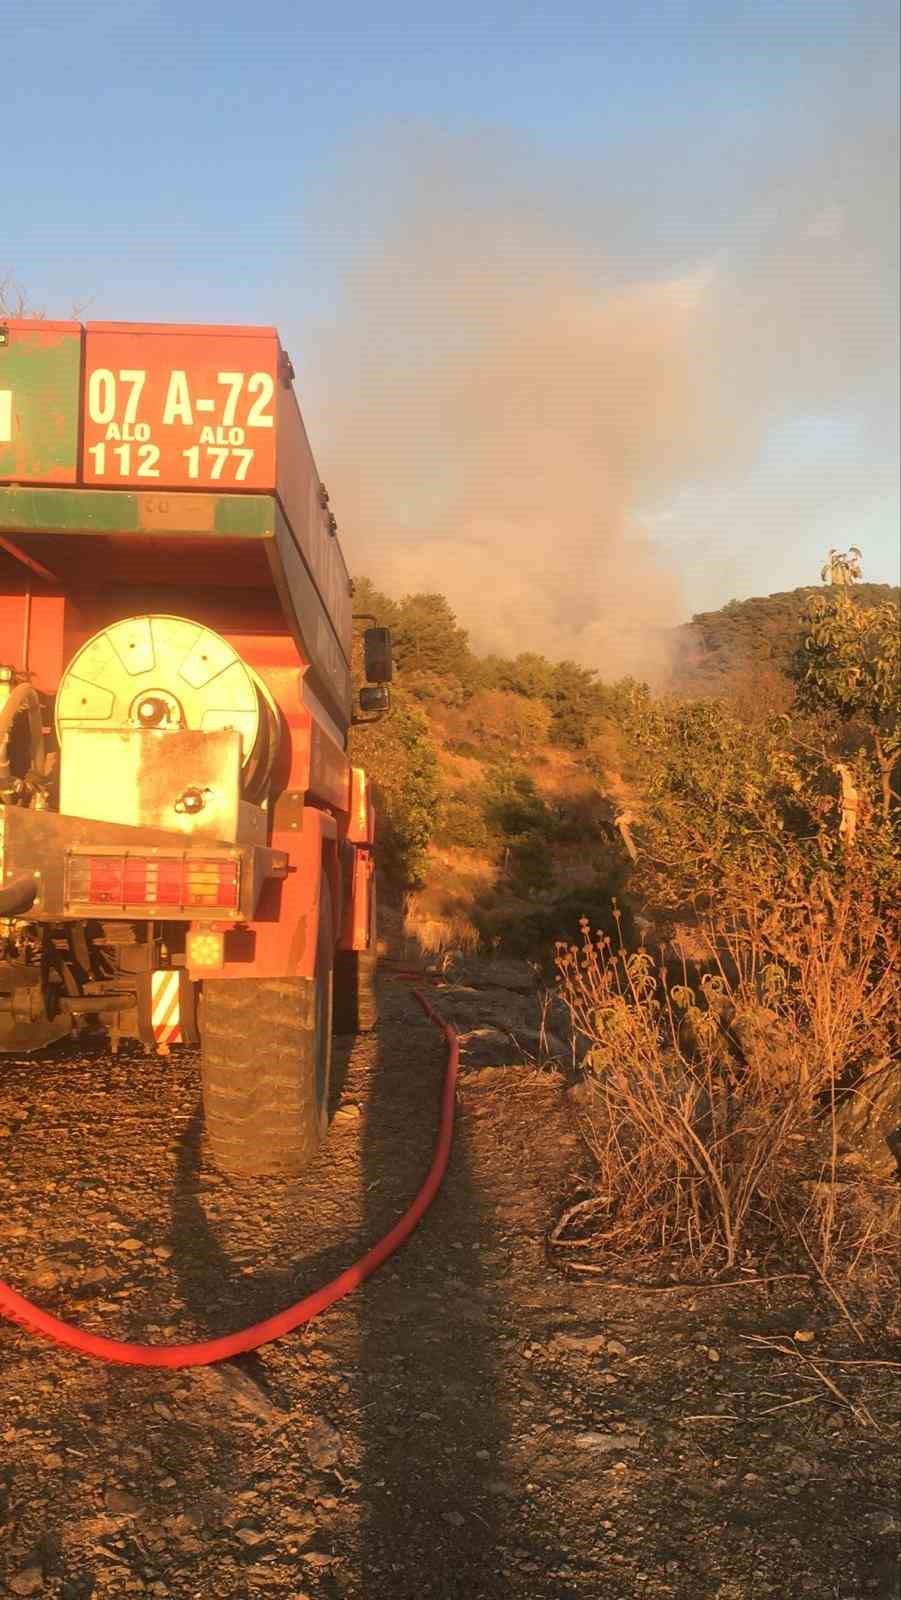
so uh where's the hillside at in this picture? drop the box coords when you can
[349,577,899,963]
[673,582,898,697]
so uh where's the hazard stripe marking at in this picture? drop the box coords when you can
[151,971,182,1043]
[155,990,180,1032]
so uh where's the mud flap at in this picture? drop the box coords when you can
[136,969,199,1049]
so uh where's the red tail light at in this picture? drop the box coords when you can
[67,853,240,912]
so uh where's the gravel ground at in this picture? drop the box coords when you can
[1,976,898,1600]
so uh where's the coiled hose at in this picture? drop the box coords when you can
[0,682,45,785]
[0,989,457,1368]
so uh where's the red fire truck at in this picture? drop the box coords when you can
[0,318,390,1176]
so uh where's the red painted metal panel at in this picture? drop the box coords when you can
[87,322,277,337]
[308,720,351,811]
[209,806,337,982]
[82,325,279,492]
[0,587,66,691]
[276,383,352,662]
[339,846,374,952]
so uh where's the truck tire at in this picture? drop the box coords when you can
[201,882,334,1176]
[334,879,379,1034]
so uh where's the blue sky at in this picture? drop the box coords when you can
[5,0,899,659]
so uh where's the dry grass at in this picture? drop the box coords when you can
[402,846,493,957]
[528,747,590,797]
[433,744,487,790]
[406,910,482,958]
[555,879,898,1275]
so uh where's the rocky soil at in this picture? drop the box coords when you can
[0,971,898,1600]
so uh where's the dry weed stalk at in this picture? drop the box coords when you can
[555,882,898,1272]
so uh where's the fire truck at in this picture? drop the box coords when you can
[0,318,390,1176]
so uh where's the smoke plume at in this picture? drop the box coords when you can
[300,75,897,676]
[305,145,712,681]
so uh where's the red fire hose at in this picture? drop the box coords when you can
[0,990,457,1368]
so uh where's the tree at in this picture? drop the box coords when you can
[820,547,863,587]
[0,278,87,321]
[0,278,33,318]
[546,660,609,749]
[479,651,556,699]
[348,688,438,890]
[622,694,813,916]
[790,591,900,821]
[353,582,476,692]
[391,592,474,684]
[350,576,400,630]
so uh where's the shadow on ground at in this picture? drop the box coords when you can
[162,977,568,1596]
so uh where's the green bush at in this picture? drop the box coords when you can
[433,794,494,852]
[348,690,438,890]
[790,590,900,825]
[482,766,555,839]
[620,694,818,918]
[477,875,635,961]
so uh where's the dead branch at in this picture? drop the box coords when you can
[753,1395,819,1417]
[740,1335,884,1431]
[795,1221,866,1344]
[554,1266,811,1291]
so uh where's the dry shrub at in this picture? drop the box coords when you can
[555,877,897,1271]
[403,850,490,958]
[405,910,481,958]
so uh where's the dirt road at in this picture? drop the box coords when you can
[1,979,898,1599]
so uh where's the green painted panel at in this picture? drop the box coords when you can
[0,486,277,539]
[0,486,141,533]
[0,326,82,484]
[213,495,275,537]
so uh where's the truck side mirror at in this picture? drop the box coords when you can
[358,684,390,715]
[363,627,393,683]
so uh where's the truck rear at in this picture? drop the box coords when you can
[0,318,390,1176]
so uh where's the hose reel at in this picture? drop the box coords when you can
[55,616,281,803]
